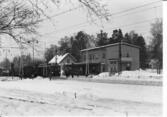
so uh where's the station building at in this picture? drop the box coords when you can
[80,42,140,74]
[48,42,140,75]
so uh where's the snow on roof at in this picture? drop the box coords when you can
[49,53,74,64]
[81,42,140,52]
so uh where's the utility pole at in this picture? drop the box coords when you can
[43,41,47,77]
[0,46,23,78]
[55,46,57,65]
[32,38,38,64]
[118,38,122,74]
[19,37,23,79]
[0,41,26,79]
[85,51,87,75]
[2,48,10,76]
[33,40,34,64]
[5,49,8,70]
[45,41,47,77]
[0,37,1,48]
[85,49,89,76]
[54,46,57,77]
[27,38,38,65]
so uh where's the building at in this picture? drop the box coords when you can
[49,53,77,65]
[49,53,77,75]
[80,42,140,74]
[0,67,4,76]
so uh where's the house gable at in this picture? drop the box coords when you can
[49,53,76,65]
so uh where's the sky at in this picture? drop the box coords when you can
[0,0,162,62]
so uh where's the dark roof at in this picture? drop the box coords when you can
[81,42,140,52]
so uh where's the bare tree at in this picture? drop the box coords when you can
[0,0,109,47]
[78,0,110,21]
[0,0,40,45]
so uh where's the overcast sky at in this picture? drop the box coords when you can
[0,0,162,62]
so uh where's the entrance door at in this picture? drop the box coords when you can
[109,60,118,75]
[101,63,105,72]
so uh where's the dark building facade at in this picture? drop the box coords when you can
[80,42,140,74]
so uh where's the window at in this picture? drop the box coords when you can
[110,61,116,64]
[89,54,92,60]
[126,53,130,57]
[95,54,98,60]
[83,55,86,61]
[92,54,95,60]
[67,59,70,63]
[102,53,106,59]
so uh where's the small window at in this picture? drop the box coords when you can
[83,55,86,61]
[89,54,92,60]
[92,54,95,60]
[67,59,70,63]
[95,55,98,59]
[102,53,106,59]
[126,53,130,57]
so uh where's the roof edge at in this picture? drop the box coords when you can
[81,42,140,52]
[59,53,77,64]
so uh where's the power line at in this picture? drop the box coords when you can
[42,0,161,21]
[29,1,162,50]
[40,1,162,36]
[41,21,88,36]
[69,17,159,32]
[34,22,156,56]
[89,17,161,35]
[41,16,161,38]
[6,1,161,57]
[104,18,161,31]
[110,5,161,18]
[41,6,82,21]
[36,17,160,51]
[108,0,161,16]
[34,18,160,56]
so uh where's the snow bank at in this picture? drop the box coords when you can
[93,69,162,80]
[118,69,162,77]
[98,72,110,77]
[0,76,20,81]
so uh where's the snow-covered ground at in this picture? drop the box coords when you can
[93,69,162,81]
[66,69,162,86]
[0,76,162,116]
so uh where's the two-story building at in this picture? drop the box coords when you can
[80,42,140,74]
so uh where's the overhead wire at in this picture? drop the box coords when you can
[40,0,162,36]
[23,0,163,54]
[103,17,162,32]
[40,5,82,21]
[108,0,161,16]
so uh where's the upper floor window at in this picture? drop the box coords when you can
[95,54,98,60]
[126,53,130,57]
[102,53,106,59]
[89,54,92,60]
[67,59,70,63]
[92,54,95,60]
[83,55,86,61]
